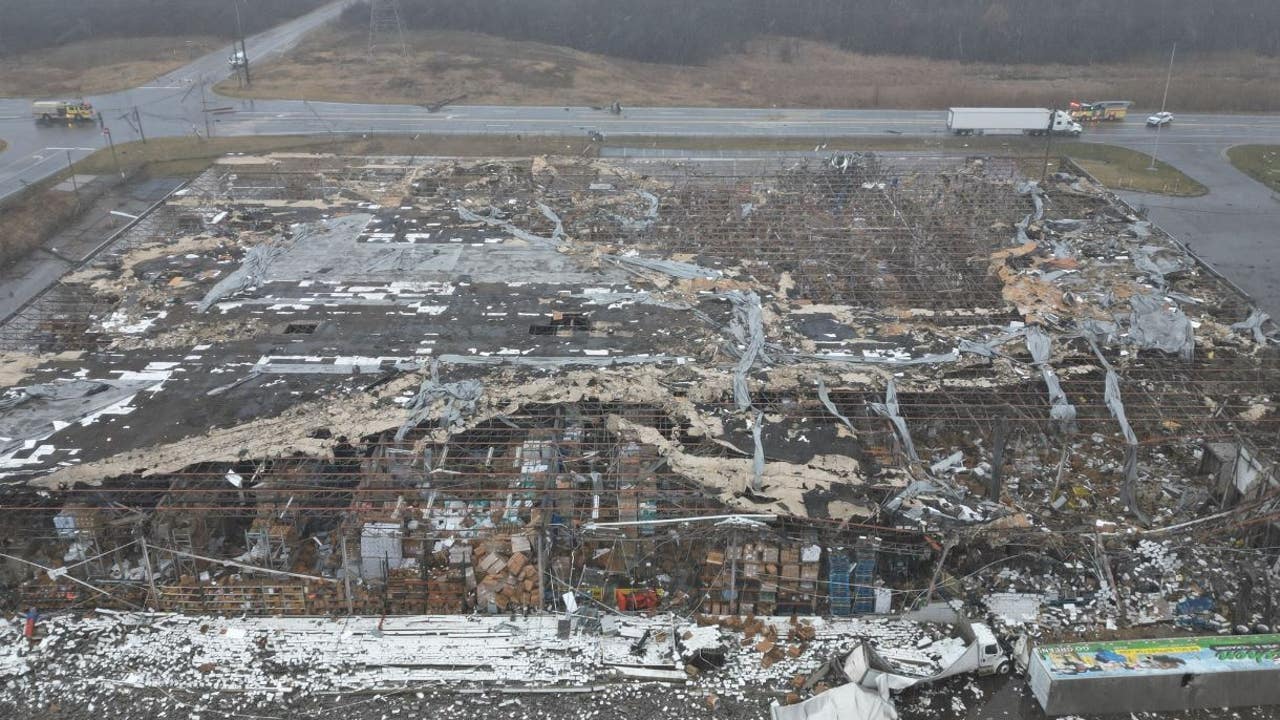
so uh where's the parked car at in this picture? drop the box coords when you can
[1146,111,1174,127]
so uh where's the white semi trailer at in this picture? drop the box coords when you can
[947,108,1082,137]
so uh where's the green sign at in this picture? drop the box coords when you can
[1036,634,1280,678]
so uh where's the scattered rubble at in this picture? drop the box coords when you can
[0,152,1276,719]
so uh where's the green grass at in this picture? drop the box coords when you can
[1227,145,1280,194]
[1065,143,1207,197]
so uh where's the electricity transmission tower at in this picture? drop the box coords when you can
[368,0,407,58]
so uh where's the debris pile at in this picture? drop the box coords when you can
[0,151,1276,719]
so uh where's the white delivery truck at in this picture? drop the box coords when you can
[947,108,1082,137]
[842,604,1013,694]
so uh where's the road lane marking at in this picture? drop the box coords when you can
[229,115,947,128]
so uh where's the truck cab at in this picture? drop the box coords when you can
[1042,110,1083,137]
[972,622,1013,675]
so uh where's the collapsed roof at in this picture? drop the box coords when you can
[1,151,1276,538]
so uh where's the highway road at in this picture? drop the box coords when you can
[1,0,1279,313]
[0,0,353,200]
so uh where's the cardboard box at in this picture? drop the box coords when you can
[781,564,801,584]
[479,553,507,575]
[507,552,529,575]
[511,534,532,555]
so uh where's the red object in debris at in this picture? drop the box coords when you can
[23,607,38,641]
[615,589,658,612]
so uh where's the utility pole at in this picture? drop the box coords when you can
[133,107,146,143]
[368,0,408,58]
[104,127,122,178]
[233,0,251,86]
[241,36,251,86]
[1041,108,1055,182]
[1149,42,1176,171]
[199,78,213,138]
[65,150,80,201]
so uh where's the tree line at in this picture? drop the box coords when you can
[349,0,1280,65]
[0,0,324,56]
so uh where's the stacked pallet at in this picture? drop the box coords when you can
[733,542,764,616]
[754,543,780,615]
[776,544,821,615]
[828,553,853,616]
[425,567,468,613]
[155,581,313,614]
[701,542,789,616]
[301,581,349,615]
[384,568,429,614]
[17,581,103,611]
[700,549,731,615]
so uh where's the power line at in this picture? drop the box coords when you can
[368,0,407,59]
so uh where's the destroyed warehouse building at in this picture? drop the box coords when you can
[0,151,1277,717]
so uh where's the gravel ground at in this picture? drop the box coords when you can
[3,676,1278,720]
[0,684,769,720]
[2,613,1277,720]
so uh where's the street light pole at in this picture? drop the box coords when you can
[1149,42,1176,171]
[233,0,251,86]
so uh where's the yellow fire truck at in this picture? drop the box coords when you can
[1069,100,1133,122]
[32,100,95,126]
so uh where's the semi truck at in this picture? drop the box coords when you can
[946,108,1082,137]
[32,100,95,126]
